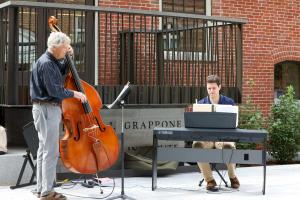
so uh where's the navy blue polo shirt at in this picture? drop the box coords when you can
[30,51,74,103]
[198,95,235,105]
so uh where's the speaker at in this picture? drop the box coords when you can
[23,121,39,160]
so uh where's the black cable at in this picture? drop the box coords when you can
[58,174,116,199]
[60,181,77,189]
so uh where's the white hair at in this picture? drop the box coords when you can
[47,32,71,50]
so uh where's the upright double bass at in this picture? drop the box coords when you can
[48,16,119,174]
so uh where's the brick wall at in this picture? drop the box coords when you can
[99,0,159,10]
[97,1,159,85]
[212,0,300,115]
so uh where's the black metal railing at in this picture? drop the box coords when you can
[0,1,246,105]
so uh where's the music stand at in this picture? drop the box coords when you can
[105,82,135,200]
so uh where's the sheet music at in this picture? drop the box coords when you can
[215,104,239,127]
[192,104,212,112]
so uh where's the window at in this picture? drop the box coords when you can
[2,27,36,71]
[18,28,36,70]
[274,61,300,100]
[75,15,85,43]
[161,0,210,60]
[162,0,206,14]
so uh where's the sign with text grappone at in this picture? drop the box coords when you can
[100,107,185,148]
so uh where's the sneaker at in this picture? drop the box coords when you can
[230,177,240,189]
[206,179,218,191]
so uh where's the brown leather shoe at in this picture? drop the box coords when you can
[31,189,40,198]
[206,179,217,191]
[40,192,67,200]
[230,177,240,189]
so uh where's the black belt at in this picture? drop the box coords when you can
[32,100,61,106]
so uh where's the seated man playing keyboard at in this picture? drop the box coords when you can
[192,74,240,191]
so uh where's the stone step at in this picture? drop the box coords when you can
[0,147,123,186]
[0,147,34,186]
[0,147,73,186]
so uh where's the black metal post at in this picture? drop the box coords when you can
[7,7,18,105]
[107,100,135,200]
[151,134,157,191]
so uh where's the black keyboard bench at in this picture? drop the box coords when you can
[152,127,268,194]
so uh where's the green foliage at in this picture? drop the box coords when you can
[268,85,300,163]
[238,97,264,130]
[237,79,264,149]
